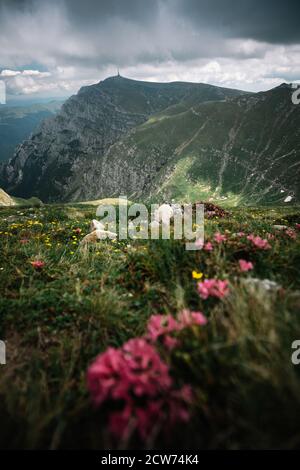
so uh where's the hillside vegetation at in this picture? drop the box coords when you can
[0,203,300,449]
[0,188,42,207]
[104,84,300,204]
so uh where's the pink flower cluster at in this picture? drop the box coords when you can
[197,279,229,299]
[87,337,193,440]
[88,339,171,406]
[108,384,193,441]
[238,259,254,272]
[203,241,213,251]
[214,232,227,244]
[247,234,271,250]
[147,310,207,349]
[196,232,228,252]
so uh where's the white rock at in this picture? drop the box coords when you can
[243,277,281,293]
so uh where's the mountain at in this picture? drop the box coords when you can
[0,76,244,202]
[0,77,299,205]
[98,83,300,205]
[0,101,62,162]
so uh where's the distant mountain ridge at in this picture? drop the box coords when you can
[0,76,299,204]
[0,101,62,162]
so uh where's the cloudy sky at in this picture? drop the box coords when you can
[0,0,300,101]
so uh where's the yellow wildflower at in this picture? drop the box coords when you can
[192,270,203,280]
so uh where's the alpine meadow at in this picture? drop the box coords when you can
[0,0,300,454]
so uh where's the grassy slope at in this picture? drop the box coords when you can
[107,85,300,205]
[0,188,42,208]
[0,204,300,449]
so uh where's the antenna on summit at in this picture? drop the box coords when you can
[117,67,120,77]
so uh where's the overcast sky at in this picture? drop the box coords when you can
[0,0,300,100]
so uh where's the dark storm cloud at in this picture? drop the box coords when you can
[1,0,300,96]
[175,0,300,44]
[56,0,300,45]
[1,0,299,45]
[64,0,160,27]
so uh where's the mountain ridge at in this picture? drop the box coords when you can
[0,101,62,163]
[0,76,299,204]
[99,83,299,204]
[0,76,244,202]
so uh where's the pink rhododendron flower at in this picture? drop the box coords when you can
[238,259,254,272]
[197,279,229,299]
[247,234,271,250]
[30,260,45,269]
[87,347,126,405]
[87,339,172,406]
[214,232,227,244]
[295,223,300,231]
[87,337,194,440]
[147,314,180,342]
[122,338,172,396]
[237,231,246,237]
[146,311,207,347]
[204,241,213,251]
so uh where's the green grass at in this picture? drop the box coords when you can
[105,86,300,205]
[0,204,300,449]
[12,196,43,207]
